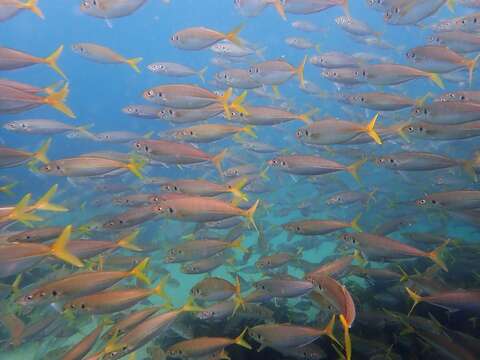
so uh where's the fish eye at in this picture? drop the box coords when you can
[135,142,141,148]
[168,207,174,214]
[281,161,286,166]
[460,95,466,100]
[417,199,426,205]
[146,90,154,97]
[25,295,33,301]
[296,226,301,231]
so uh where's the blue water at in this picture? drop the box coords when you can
[2,1,480,359]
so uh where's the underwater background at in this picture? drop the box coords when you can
[1,0,480,359]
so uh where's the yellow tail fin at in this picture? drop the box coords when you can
[126,57,142,73]
[242,125,256,138]
[219,87,233,119]
[198,66,208,83]
[43,45,66,79]
[7,194,43,226]
[271,0,286,20]
[428,73,444,89]
[117,229,142,251]
[364,113,382,144]
[233,276,245,314]
[350,213,362,232]
[297,108,318,124]
[405,287,423,316]
[229,177,248,202]
[212,149,228,176]
[297,55,307,89]
[244,199,260,232]
[447,0,455,12]
[0,182,17,197]
[230,90,248,115]
[32,184,68,212]
[32,138,51,164]
[427,240,449,272]
[50,225,84,267]
[339,314,352,360]
[323,315,341,347]
[225,24,244,46]
[234,328,252,350]
[346,158,367,183]
[129,258,151,285]
[179,297,203,313]
[272,85,281,98]
[19,0,44,19]
[260,167,270,181]
[126,157,144,179]
[467,54,480,87]
[461,159,478,182]
[230,236,247,253]
[44,83,75,118]
[152,275,171,302]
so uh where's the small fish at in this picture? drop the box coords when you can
[0,138,50,168]
[171,25,243,50]
[234,0,286,19]
[170,123,256,143]
[3,119,92,136]
[384,0,453,25]
[254,277,314,298]
[71,43,142,73]
[122,104,161,119]
[340,232,448,271]
[164,237,245,263]
[0,0,43,21]
[283,214,362,236]
[248,316,337,351]
[310,52,359,68]
[0,225,83,278]
[285,36,318,50]
[0,45,65,78]
[415,190,480,210]
[60,322,104,360]
[215,68,262,89]
[248,57,307,88]
[80,0,148,20]
[190,276,241,303]
[165,329,251,359]
[428,31,480,53]
[270,155,367,182]
[148,62,207,82]
[335,16,379,37]
[296,113,381,145]
[412,101,480,124]
[406,287,480,315]
[361,63,444,88]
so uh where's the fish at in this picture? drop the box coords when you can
[234,0,286,19]
[296,113,382,144]
[3,119,92,137]
[0,225,83,278]
[161,178,248,202]
[19,258,150,306]
[248,57,307,88]
[415,190,480,210]
[340,232,448,271]
[406,287,480,315]
[170,123,256,143]
[268,155,367,182]
[0,138,50,168]
[171,25,244,50]
[0,0,43,21]
[283,214,362,236]
[71,43,142,73]
[165,329,251,359]
[0,45,65,78]
[61,322,104,360]
[80,0,148,20]
[164,236,246,263]
[360,63,444,88]
[148,62,207,82]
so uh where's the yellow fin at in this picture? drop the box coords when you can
[129,258,150,285]
[242,125,256,138]
[117,229,142,251]
[427,240,449,272]
[126,157,144,179]
[272,85,281,99]
[44,83,75,118]
[225,24,244,46]
[219,88,233,119]
[405,287,423,316]
[244,200,260,232]
[50,225,84,267]
[365,113,382,144]
[230,236,247,253]
[43,45,66,79]
[297,55,307,88]
[126,57,142,73]
[18,0,44,19]
[229,177,248,202]
[32,138,51,164]
[346,158,367,183]
[212,149,228,176]
[447,0,455,12]
[339,315,352,360]
[32,184,68,212]
[297,108,318,124]
[230,90,248,115]
[350,213,362,232]
[466,54,480,87]
[234,328,252,350]
[428,73,444,89]
[323,315,341,347]
[0,182,18,197]
[152,275,171,302]
[7,194,43,226]
[271,0,286,20]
